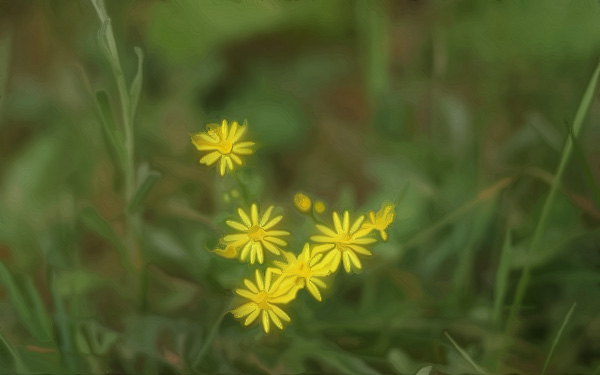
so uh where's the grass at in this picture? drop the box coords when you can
[0,0,599,374]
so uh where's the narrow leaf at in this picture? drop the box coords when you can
[493,228,512,327]
[444,331,488,375]
[129,47,144,118]
[541,302,576,375]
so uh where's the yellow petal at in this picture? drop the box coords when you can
[219,157,226,176]
[342,211,350,232]
[233,141,255,149]
[230,153,243,165]
[263,216,282,230]
[239,241,252,261]
[256,242,264,264]
[235,289,255,300]
[225,156,234,171]
[260,206,274,226]
[243,279,258,293]
[244,308,260,326]
[306,281,322,301]
[233,148,253,155]
[228,121,238,141]
[264,230,290,237]
[342,252,352,273]
[199,151,221,166]
[221,120,229,139]
[237,208,252,227]
[262,310,270,333]
[316,224,337,237]
[231,302,256,318]
[262,240,281,255]
[350,215,365,234]
[255,269,264,290]
[230,125,246,143]
[264,236,287,246]
[270,305,291,322]
[346,251,362,270]
[226,220,248,231]
[268,309,283,329]
[250,204,259,225]
[333,212,343,233]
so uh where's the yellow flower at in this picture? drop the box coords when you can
[271,243,331,301]
[361,202,396,241]
[231,269,298,333]
[224,203,290,264]
[190,119,255,176]
[310,210,377,273]
[293,192,312,213]
[212,242,238,259]
[314,200,326,214]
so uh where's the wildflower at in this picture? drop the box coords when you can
[361,202,396,241]
[271,243,331,301]
[314,200,326,214]
[293,192,312,213]
[190,119,255,176]
[310,210,377,273]
[224,203,290,264]
[231,269,298,333]
[212,242,238,259]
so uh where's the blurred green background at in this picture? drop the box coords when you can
[1,0,600,374]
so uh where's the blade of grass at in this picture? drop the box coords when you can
[541,302,576,375]
[507,60,600,333]
[0,328,28,373]
[50,272,80,373]
[493,228,513,328]
[444,331,488,375]
[128,169,161,213]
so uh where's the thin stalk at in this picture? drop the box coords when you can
[192,300,232,373]
[232,172,250,206]
[541,302,576,375]
[507,60,600,332]
[444,331,488,375]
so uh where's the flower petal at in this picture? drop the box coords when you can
[230,153,243,165]
[333,212,343,233]
[346,250,362,270]
[270,305,291,322]
[233,141,255,149]
[243,278,258,293]
[342,252,352,273]
[306,280,322,301]
[251,204,259,225]
[268,309,283,329]
[255,269,264,290]
[262,240,281,255]
[265,236,287,246]
[240,241,252,261]
[264,230,290,237]
[244,308,260,326]
[219,157,226,176]
[256,242,264,264]
[262,310,270,333]
[342,211,350,232]
[225,156,234,171]
[260,206,274,226]
[221,120,229,139]
[228,121,238,141]
[231,302,257,318]
[350,215,366,234]
[348,244,372,256]
[233,148,253,155]
[310,235,335,243]
[223,234,248,242]
[235,289,256,300]
[199,151,221,166]
[238,208,252,227]
[226,220,248,231]
[312,243,335,254]
[316,224,337,237]
[263,215,283,230]
[230,125,246,143]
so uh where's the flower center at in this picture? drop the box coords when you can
[294,262,311,278]
[254,291,270,309]
[215,139,233,154]
[248,225,266,242]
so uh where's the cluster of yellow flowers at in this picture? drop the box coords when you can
[191,120,396,333]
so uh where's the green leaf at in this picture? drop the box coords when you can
[128,166,161,213]
[0,261,49,342]
[95,90,126,165]
[23,278,53,342]
[129,47,144,119]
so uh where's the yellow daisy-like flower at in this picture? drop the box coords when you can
[271,243,331,301]
[310,210,377,273]
[361,202,396,241]
[190,119,255,176]
[224,203,290,264]
[293,192,312,213]
[231,269,298,333]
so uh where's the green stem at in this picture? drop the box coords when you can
[91,0,145,309]
[192,300,232,373]
[506,60,600,333]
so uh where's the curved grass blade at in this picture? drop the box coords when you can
[444,331,488,375]
[541,302,576,375]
